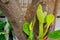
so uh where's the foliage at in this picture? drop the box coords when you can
[8,21,14,40]
[28,21,34,40]
[37,4,44,23]
[0,10,15,40]
[0,20,7,29]
[37,4,55,40]
[46,14,55,26]
[23,16,36,40]
[23,22,34,40]
[23,4,55,40]
[0,34,6,40]
[43,14,55,37]
[23,22,30,36]
[0,20,7,40]
[47,30,60,39]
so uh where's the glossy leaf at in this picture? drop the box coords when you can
[37,4,44,23]
[0,34,6,40]
[28,30,34,40]
[0,20,7,29]
[47,30,60,39]
[23,22,30,36]
[46,14,55,25]
[43,14,55,37]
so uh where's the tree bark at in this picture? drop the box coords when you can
[0,0,60,40]
[25,0,40,22]
[0,0,26,40]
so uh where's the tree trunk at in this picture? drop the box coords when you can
[0,0,59,40]
[0,0,26,40]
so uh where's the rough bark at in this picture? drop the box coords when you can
[0,0,26,40]
[25,0,40,22]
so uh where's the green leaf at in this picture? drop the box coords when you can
[46,14,55,25]
[28,30,34,40]
[37,4,44,23]
[23,22,30,36]
[8,21,13,31]
[0,34,6,40]
[43,11,47,23]
[43,14,55,37]
[0,32,6,35]
[47,30,60,39]
[0,10,3,15]
[0,20,7,29]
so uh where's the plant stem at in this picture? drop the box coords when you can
[28,30,34,40]
[39,23,43,40]
[43,24,50,37]
[28,16,36,40]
